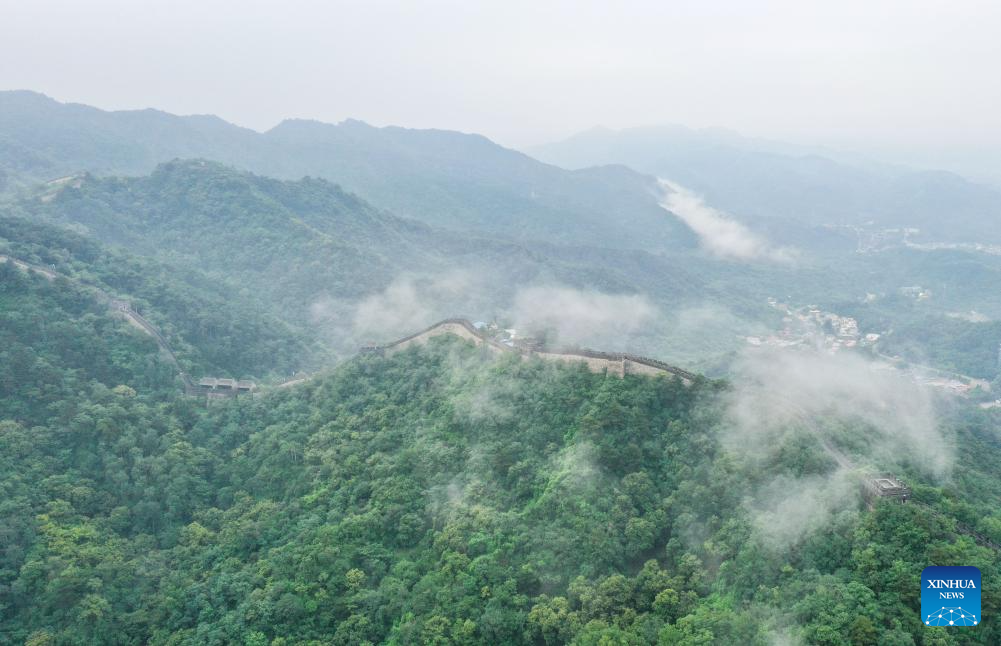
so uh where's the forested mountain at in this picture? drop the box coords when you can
[6,90,1001,262]
[0,91,256,190]
[9,0,1001,642]
[2,328,1000,645]
[4,159,786,366]
[529,125,1001,245]
[0,91,693,251]
[0,214,319,377]
[10,160,432,310]
[0,257,177,426]
[4,92,1001,646]
[7,93,1001,376]
[255,120,693,249]
[2,161,696,354]
[11,157,1001,379]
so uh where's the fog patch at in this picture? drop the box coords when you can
[426,442,493,522]
[311,276,663,364]
[725,346,947,475]
[451,381,517,424]
[722,346,948,547]
[766,625,805,646]
[352,277,432,340]
[547,442,602,493]
[673,304,754,334]
[440,344,518,425]
[751,468,858,549]
[510,285,657,349]
[310,270,485,347]
[658,179,796,263]
[428,476,483,522]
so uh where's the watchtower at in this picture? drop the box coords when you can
[863,474,911,503]
[192,376,257,400]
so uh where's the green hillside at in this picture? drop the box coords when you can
[0,91,694,252]
[2,331,1000,645]
[12,156,1001,385]
[0,258,177,425]
[0,214,320,377]
[5,160,764,366]
[7,7,1001,646]
[11,160,430,309]
[9,94,1001,379]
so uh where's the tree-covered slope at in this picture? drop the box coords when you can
[5,161,658,338]
[2,336,999,645]
[255,119,694,250]
[0,214,320,378]
[11,160,432,308]
[0,258,177,426]
[0,90,256,192]
[16,157,1001,379]
[13,93,1001,378]
[5,160,742,363]
[0,91,694,252]
[15,156,1001,384]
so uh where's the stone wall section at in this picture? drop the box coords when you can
[366,318,694,385]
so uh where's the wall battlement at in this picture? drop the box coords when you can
[361,318,697,384]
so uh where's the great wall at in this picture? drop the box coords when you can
[3,255,221,396]
[361,318,699,384]
[2,256,696,397]
[7,255,1000,551]
[369,318,997,553]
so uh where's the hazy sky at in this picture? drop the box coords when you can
[2,0,1000,158]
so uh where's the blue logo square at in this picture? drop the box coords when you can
[922,566,981,627]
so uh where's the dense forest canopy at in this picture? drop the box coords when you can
[2,279,1000,645]
[0,214,319,377]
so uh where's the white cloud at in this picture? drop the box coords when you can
[310,270,482,347]
[721,346,949,548]
[510,285,658,348]
[658,179,796,263]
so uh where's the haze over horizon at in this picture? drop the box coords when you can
[3,0,1001,180]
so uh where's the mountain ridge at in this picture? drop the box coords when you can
[0,90,693,252]
[529,123,1001,245]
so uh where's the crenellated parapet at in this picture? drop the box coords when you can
[362,318,696,384]
[362,319,509,356]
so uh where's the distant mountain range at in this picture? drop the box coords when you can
[529,124,1001,245]
[0,90,694,252]
[2,160,723,357]
[7,90,1001,253]
[4,90,1001,374]
[8,158,857,368]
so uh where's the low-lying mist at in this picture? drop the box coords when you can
[658,179,796,263]
[309,273,664,354]
[308,271,489,349]
[308,262,953,557]
[720,346,949,548]
[510,285,658,349]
